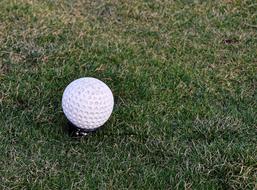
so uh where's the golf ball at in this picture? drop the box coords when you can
[62,77,114,131]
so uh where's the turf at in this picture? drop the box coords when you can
[0,0,256,189]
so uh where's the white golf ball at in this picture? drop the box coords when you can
[62,77,114,130]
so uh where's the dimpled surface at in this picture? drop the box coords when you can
[62,77,114,130]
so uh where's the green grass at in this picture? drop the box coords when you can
[0,0,256,189]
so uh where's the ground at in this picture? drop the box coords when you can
[0,0,256,189]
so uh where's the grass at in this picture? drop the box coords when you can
[0,0,256,189]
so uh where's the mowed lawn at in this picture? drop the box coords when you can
[0,0,256,189]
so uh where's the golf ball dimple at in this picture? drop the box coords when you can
[62,77,114,130]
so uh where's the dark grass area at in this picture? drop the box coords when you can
[0,0,256,189]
